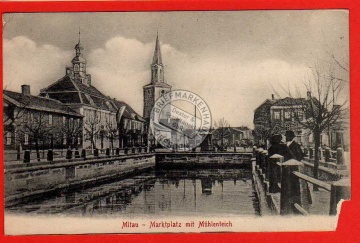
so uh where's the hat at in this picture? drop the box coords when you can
[270,134,283,144]
[285,130,295,139]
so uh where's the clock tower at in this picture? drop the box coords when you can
[143,33,172,121]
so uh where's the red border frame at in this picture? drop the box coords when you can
[1,1,359,242]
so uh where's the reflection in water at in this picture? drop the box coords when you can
[201,178,213,195]
[8,169,260,216]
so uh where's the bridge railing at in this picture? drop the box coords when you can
[253,148,350,216]
[5,146,150,164]
[302,146,346,169]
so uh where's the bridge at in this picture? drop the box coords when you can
[252,147,350,216]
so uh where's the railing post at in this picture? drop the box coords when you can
[74,149,80,158]
[261,150,267,170]
[329,178,350,215]
[324,147,331,162]
[280,159,311,215]
[263,150,270,180]
[253,146,257,156]
[47,149,53,162]
[268,154,284,193]
[81,149,86,160]
[23,150,31,164]
[309,147,313,159]
[94,148,99,158]
[106,148,110,157]
[256,148,263,166]
[336,147,345,166]
[66,148,72,160]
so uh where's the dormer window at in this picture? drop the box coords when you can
[85,94,95,106]
[105,101,113,110]
[74,64,79,71]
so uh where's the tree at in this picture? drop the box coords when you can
[61,117,83,148]
[3,95,30,154]
[18,111,54,161]
[105,115,117,150]
[213,118,231,147]
[253,104,274,148]
[84,110,101,149]
[279,61,348,189]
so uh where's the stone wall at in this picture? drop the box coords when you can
[5,154,155,206]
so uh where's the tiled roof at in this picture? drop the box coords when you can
[3,90,82,117]
[40,75,115,112]
[272,97,306,106]
[39,75,145,121]
[44,92,82,104]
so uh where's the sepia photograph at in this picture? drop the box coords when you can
[2,10,350,235]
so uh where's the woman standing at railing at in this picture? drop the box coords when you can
[268,134,292,161]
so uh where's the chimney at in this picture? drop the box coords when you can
[271,94,275,100]
[306,91,311,100]
[21,85,31,95]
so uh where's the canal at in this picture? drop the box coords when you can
[7,168,260,217]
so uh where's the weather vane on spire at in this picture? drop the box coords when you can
[78,27,81,43]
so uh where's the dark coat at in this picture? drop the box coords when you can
[288,141,304,161]
[268,143,292,161]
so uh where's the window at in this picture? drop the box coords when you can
[63,116,66,125]
[63,135,67,145]
[284,111,291,120]
[24,133,29,145]
[285,124,291,131]
[74,64,79,71]
[49,114,53,125]
[273,111,280,120]
[6,132,11,145]
[296,110,304,120]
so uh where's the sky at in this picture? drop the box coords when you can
[3,11,349,128]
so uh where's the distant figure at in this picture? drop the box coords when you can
[285,130,304,161]
[268,134,292,161]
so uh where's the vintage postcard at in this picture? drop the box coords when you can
[2,10,350,235]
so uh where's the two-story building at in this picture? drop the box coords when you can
[4,85,83,151]
[253,93,346,149]
[253,93,309,147]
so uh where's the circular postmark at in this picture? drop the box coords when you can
[150,90,212,151]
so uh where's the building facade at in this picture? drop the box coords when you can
[253,93,349,149]
[38,36,145,149]
[253,94,313,147]
[4,85,83,151]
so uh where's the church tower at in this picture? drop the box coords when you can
[143,33,172,120]
[67,30,91,86]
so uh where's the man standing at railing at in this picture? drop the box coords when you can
[285,130,304,162]
[284,130,312,205]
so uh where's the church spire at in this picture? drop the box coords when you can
[152,32,162,65]
[150,32,164,83]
